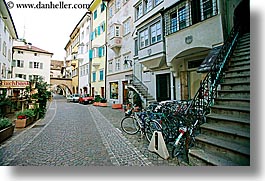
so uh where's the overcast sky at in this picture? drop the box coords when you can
[9,0,93,60]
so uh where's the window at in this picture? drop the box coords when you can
[101,3,105,12]
[123,54,131,69]
[136,3,143,19]
[115,26,120,37]
[30,62,43,69]
[2,41,7,57]
[202,0,213,20]
[123,19,130,35]
[108,60,113,73]
[154,0,163,6]
[15,74,26,80]
[15,60,24,68]
[109,5,113,18]
[94,10,97,20]
[116,0,121,11]
[99,70,104,81]
[140,29,148,48]
[178,6,187,30]
[144,0,152,13]
[150,21,162,44]
[171,12,178,33]
[92,72,96,82]
[115,59,120,71]
[110,82,118,99]
[34,62,40,69]
[134,39,138,56]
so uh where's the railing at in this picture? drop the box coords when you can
[164,0,218,36]
[184,24,241,122]
[125,74,148,98]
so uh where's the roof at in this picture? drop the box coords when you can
[13,45,53,55]
[0,0,18,39]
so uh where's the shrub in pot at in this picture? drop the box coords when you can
[0,118,14,143]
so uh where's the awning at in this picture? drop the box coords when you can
[197,46,222,73]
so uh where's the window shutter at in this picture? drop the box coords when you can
[40,63,43,69]
[29,62,32,68]
[98,47,102,57]
[89,49,93,59]
[98,26,101,35]
[12,60,16,67]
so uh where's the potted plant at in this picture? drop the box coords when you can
[99,98,108,107]
[0,118,15,143]
[93,95,101,106]
[15,109,35,128]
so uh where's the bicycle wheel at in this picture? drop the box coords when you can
[172,136,186,158]
[145,120,162,142]
[121,116,140,135]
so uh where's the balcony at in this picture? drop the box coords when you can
[109,37,122,53]
[77,53,85,60]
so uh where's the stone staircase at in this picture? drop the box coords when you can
[126,74,156,106]
[188,33,250,166]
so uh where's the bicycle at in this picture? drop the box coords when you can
[171,116,199,162]
[121,106,162,142]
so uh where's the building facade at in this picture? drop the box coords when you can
[77,12,91,95]
[0,0,18,80]
[12,41,53,84]
[133,0,169,102]
[89,0,107,98]
[106,0,135,105]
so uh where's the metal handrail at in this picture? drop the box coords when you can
[184,24,241,122]
[125,74,148,98]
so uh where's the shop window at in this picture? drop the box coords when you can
[110,82,118,99]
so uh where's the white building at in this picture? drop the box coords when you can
[77,12,91,95]
[0,0,18,80]
[12,41,53,84]
[106,0,135,105]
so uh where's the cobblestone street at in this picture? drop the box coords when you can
[0,95,181,166]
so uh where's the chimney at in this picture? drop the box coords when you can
[28,42,32,49]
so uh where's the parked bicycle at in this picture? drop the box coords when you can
[121,105,162,142]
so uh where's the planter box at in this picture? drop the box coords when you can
[0,125,15,143]
[112,104,123,109]
[15,117,34,128]
[93,102,100,106]
[98,103,108,107]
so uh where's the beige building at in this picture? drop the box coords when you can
[106,0,135,105]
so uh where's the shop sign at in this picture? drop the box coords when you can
[0,80,29,88]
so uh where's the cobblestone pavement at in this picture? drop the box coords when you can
[0,96,154,166]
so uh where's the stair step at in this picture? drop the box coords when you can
[195,134,250,155]
[210,105,250,118]
[221,81,250,90]
[230,55,250,62]
[214,97,250,107]
[206,113,250,126]
[234,47,250,54]
[200,122,250,139]
[223,74,250,83]
[229,61,250,69]
[189,148,242,166]
[218,89,250,99]
[225,67,250,77]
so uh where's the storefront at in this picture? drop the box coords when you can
[0,78,29,97]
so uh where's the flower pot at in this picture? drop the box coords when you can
[93,102,100,106]
[98,103,108,107]
[15,117,34,128]
[112,104,123,109]
[0,125,15,143]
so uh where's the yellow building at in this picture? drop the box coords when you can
[89,0,107,98]
[64,21,80,94]
[70,29,80,94]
